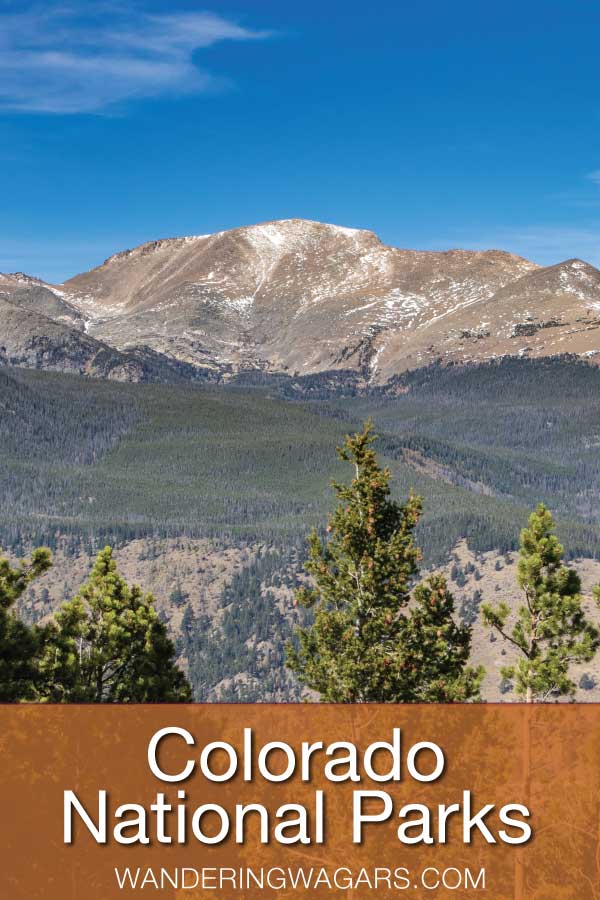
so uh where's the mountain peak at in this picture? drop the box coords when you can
[3,220,600,384]
[235,217,379,238]
[94,219,383,270]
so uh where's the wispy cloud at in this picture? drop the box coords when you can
[493,226,600,266]
[420,226,600,267]
[551,171,600,209]
[0,3,271,113]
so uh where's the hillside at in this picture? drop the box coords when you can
[4,358,600,556]
[3,219,600,382]
[15,536,600,704]
[4,359,600,702]
[0,295,217,382]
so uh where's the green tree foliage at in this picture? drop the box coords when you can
[287,422,482,702]
[180,546,306,702]
[7,358,600,568]
[0,548,52,701]
[40,547,191,702]
[482,504,600,702]
[397,575,483,701]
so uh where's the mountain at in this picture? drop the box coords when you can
[3,219,600,383]
[0,295,214,382]
[0,273,85,330]
[382,256,600,376]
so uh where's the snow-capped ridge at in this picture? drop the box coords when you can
[3,218,600,384]
[93,219,384,271]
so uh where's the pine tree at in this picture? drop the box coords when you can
[0,548,52,702]
[482,504,599,702]
[40,547,191,702]
[286,422,482,702]
[402,575,483,701]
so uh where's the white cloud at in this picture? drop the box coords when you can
[0,3,271,113]
[588,171,600,187]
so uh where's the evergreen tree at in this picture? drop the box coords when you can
[403,575,483,701]
[0,548,52,702]
[286,422,482,702]
[482,504,599,702]
[40,547,191,702]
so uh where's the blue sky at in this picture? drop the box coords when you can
[1,0,599,282]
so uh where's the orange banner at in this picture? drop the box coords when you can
[0,704,598,898]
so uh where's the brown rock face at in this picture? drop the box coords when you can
[4,219,600,382]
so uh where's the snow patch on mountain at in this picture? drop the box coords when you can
[4,219,600,383]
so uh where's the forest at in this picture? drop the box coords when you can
[3,357,600,701]
[2,357,600,562]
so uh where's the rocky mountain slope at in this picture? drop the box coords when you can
[3,219,600,383]
[0,273,84,330]
[16,535,600,703]
[0,295,212,382]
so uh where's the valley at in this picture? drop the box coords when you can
[3,358,600,702]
